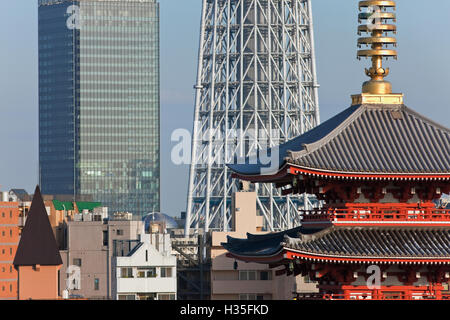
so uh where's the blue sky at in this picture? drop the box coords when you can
[1,0,450,216]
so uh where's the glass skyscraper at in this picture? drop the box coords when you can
[38,0,160,217]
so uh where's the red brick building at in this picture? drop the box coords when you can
[14,186,63,300]
[0,200,20,299]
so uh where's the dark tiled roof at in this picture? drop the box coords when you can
[13,186,63,267]
[285,227,450,259]
[229,104,450,176]
[10,189,28,196]
[222,226,319,257]
[228,105,360,176]
[224,226,450,260]
[10,189,31,201]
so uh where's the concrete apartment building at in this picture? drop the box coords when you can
[59,217,142,299]
[210,192,318,300]
[113,222,177,300]
[60,215,177,300]
[0,192,20,300]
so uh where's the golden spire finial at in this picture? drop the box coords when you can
[357,1,397,94]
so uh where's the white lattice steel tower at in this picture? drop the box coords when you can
[185,0,320,235]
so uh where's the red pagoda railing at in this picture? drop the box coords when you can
[300,204,450,225]
[294,292,450,301]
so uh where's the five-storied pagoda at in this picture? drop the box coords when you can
[223,1,450,300]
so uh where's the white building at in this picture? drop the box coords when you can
[112,224,177,300]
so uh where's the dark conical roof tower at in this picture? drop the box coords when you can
[13,186,62,267]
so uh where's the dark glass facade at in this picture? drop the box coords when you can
[38,0,160,217]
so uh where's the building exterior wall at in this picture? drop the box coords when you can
[295,276,320,294]
[59,219,142,299]
[17,265,61,300]
[211,192,316,300]
[0,202,19,300]
[38,0,161,217]
[113,233,177,300]
[38,1,77,196]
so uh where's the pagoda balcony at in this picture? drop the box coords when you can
[294,292,450,301]
[300,203,450,227]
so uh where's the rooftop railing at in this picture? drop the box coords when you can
[294,292,450,301]
[300,204,450,225]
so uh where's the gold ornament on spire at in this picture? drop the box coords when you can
[357,0,397,95]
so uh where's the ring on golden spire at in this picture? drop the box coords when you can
[357,0,398,94]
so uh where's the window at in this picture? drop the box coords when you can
[259,271,272,281]
[239,294,264,300]
[158,294,175,300]
[137,293,156,300]
[118,295,135,300]
[116,229,124,236]
[73,258,82,267]
[94,278,99,291]
[102,231,108,246]
[239,270,256,281]
[121,268,133,278]
[137,267,156,278]
[160,267,172,278]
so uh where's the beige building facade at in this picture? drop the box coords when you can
[211,192,318,300]
[59,219,143,299]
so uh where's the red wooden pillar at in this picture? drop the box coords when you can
[344,289,350,300]
[435,285,443,300]
[404,288,412,300]
[373,289,380,300]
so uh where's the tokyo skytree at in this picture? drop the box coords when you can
[185,0,320,234]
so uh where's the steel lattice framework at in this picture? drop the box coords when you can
[185,0,320,234]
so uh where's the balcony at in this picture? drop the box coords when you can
[116,277,176,294]
[300,204,450,226]
[294,292,450,300]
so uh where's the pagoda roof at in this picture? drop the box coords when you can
[223,225,450,265]
[229,104,450,180]
[13,186,63,267]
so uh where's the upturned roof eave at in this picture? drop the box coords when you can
[287,164,450,180]
[229,103,450,180]
[227,248,450,265]
[283,248,450,265]
[231,162,450,183]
